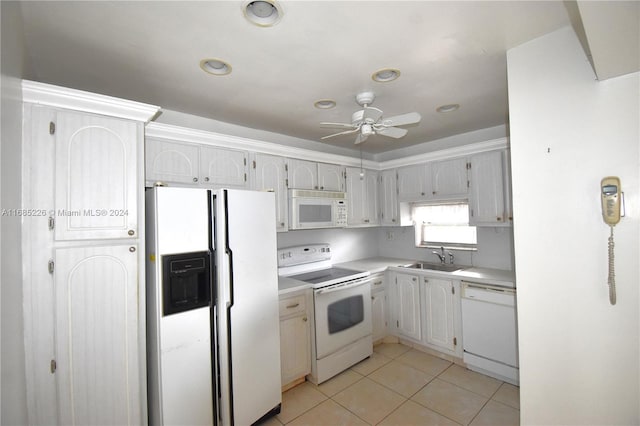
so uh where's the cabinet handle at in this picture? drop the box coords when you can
[286,303,300,309]
[128,229,135,236]
[392,219,396,223]
[412,277,417,282]
[280,222,285,227]
[204,177,210,182]
[129,247,136,253]
[421,192,425,196]
[320,186,324,190]
[302,316,308,322]
[374,281,383,286]
[314,185,319,189]
[193,177,198,183]
[432,191,436,195]
[497,217,502,221]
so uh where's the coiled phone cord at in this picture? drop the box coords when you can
[608,226,616,305]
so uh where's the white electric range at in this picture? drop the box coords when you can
[278,244,373,384]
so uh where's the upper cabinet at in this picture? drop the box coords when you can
[468,150,511,226]
[288,159,345,191]
[145,138,248,188]
[397,163,428,201]
[250,153,288,232]
[397,158,469,202]
[345,167,379,226]
[53,109,140,241]
[379,169,399,226]
[430,157,469,199]
[199,146,248,188]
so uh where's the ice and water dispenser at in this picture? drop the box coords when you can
[162,251,211,316]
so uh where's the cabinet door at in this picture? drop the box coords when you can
[288,159,318,190]
[469,150,506,225]
[145,139,200,185]
[422,277,455,352]
[397,164,428,201]
[279,315,310,386]
[365,170,380,225]
[372,291,387,342]
[346,168,378,225]
[345,167,366,226]
[317,163,345,191]
[379,169,399,225]
[54,245,141,425]
[199,146,248,188]
[55,110,138,240]
[431,158,468,199]
[251,154,288,231]
[393,273,421,341]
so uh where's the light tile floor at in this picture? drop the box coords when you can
[261,343,519,426]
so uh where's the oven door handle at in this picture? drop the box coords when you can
[315,278,371,295]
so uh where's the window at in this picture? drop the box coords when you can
[412,202,477,249]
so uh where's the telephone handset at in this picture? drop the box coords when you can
[601,177,622,305]
[601,177,621,225]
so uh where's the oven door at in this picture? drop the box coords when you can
[314,277,372,359]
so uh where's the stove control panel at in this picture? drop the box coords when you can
[277,243,331,268]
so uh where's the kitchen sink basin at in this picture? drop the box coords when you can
[404,262,464,272]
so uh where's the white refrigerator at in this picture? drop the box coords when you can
[146,187,282,425]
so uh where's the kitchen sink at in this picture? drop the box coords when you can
[403,262,464,272]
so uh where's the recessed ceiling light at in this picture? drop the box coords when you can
[372,68,401,83]
[243,0,283,27]
[314,99,336,109]
[200,58,232,76]
[436,104,460,113]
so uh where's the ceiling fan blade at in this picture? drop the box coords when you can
[321,128,360,140]
[362,106,383,123]
[320,121,357,129]
[377,126,408,139]
[382,112,421,127]
[354,133,369,145]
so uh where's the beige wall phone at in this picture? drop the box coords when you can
[601,177,622,305]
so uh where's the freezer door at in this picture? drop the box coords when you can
[214,189,282,426]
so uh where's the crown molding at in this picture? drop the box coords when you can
[22,80,160,123]
[378,138,509,169]
[145,121,379,169]
[146,121,508,171]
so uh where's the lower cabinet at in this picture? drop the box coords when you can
[370,273,387,342]
[390,272,422,342]
[421,276,457,354]
[390,271,462,358]
[278,291,311,390]
[54,244,142,425]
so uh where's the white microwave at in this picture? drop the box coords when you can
[289,189,348,230]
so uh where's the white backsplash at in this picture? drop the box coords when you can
[278,225,514,271]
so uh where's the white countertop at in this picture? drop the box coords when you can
[278,256,516,294]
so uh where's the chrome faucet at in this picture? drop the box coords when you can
[432,246,446,264]
[447,251,455,265]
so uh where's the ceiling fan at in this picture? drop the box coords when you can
[320,92,421,145]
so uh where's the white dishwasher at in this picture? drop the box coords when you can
[461,282,519,385]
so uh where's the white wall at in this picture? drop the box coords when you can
[507,26,639,425]
[0,1,28,424]
[376,226,514,270]
[277,227,379,264]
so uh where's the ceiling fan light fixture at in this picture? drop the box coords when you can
[243,0,283,27]
[200,58,232,76]
[314,99,336,109]
[436,103,460,113]
[372,68,401,83]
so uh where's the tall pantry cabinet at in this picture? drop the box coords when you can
[21,81,159,425]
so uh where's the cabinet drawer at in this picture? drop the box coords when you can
[279,295,306,317]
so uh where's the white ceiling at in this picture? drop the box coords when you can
[19,1,575,154]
